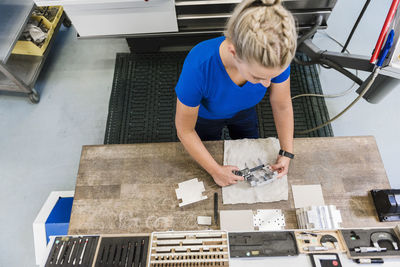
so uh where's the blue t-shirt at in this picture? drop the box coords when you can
[175,36,290,119]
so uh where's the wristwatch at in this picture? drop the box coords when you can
[279,149,294,159]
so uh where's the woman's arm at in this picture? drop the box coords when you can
[175,98,243,186]
[269,78,294,177]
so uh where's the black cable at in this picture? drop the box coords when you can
[319,57,363,85]
[297,15,323,47]
[341,0,371,53]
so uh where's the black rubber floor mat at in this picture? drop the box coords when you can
[104,52,333,144]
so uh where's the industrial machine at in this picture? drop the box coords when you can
[32,0,400,105]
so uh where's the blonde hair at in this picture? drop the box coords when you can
[225,0,297,69]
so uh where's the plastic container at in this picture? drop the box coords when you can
[12,6,63,56]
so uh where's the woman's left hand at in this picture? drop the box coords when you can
[270,156,291,178]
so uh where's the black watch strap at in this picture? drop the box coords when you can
[279,149,294,159]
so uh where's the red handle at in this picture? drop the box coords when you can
[370,0,400,64]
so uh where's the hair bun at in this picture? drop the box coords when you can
[261,0,281,6]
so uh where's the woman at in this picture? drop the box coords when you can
[175,0,297,186]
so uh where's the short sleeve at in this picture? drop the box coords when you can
[271,65,290,84]
[175,59,204,107]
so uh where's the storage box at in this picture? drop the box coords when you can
[12,6,63,56]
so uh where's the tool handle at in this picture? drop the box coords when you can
[370,0,399,63]
[377,29,395,67]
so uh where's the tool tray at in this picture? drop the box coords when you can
[229,231,298,257]
[294,230,346,254]
[45,236,99,267]
[94,235,149,267]
[340,228,400,259]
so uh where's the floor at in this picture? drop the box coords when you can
[0,1,399,266]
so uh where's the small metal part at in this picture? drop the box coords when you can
[73,238,82,265]
[68,240,76,264]
[119,245,124,265]
[304,246,329,251]
[49,243,59,264]
[132,242,138,267]
[106,244,112,264]
[60,241,70,264]
[354,247,387,253]
[139,239,145,267]
[100,245,105,264]
[125,242,131,267]
[371,232,399,250]
[112,243,118,264]
[79,238,89,265]
[55,241,65,264]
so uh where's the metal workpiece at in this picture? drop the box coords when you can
[234,163,278,187]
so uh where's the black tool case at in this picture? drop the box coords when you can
[45,236,99,267]
[340,228,400,259]
[371,189,400,221]
[228,231,299,257]
[94,236,149,267]
[44,235,150,267]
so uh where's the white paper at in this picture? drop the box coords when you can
[222,138,289,204]
[292,184,325,208]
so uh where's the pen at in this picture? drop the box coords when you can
[214,192,219,227]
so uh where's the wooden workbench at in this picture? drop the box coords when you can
[68,136,395,235]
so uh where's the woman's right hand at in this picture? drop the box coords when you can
[211,165,244,187]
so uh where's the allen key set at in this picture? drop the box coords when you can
[45,236,99,267]
[94,236,149,267]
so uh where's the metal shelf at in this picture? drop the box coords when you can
[0,2,65,103]
[0,12,64,90]
[0,1,35,64]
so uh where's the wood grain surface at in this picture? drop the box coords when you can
[68,136,396,235]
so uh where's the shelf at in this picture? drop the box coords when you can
[0,1,35,63]
[0,12,65,94]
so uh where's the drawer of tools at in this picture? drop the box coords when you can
[94,236,149,267]
[45,236,99,267]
